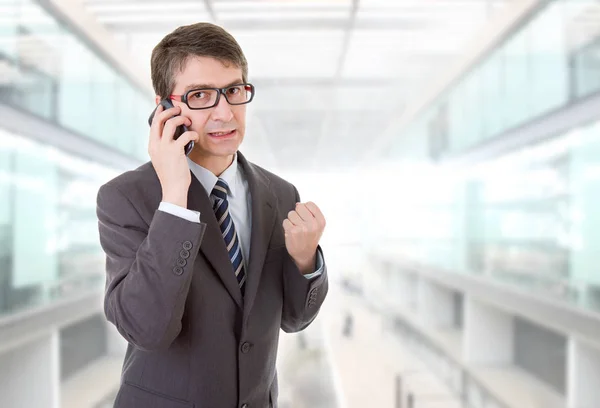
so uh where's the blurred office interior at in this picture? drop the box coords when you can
[1,0,600,407]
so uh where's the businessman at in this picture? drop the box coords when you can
[96,22,328,408]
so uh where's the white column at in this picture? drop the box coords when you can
[0,331,60,408]
[463,296,514,364]
[567,338,600,408]
[417,279,455,328]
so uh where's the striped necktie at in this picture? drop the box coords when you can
[211,178,246,295]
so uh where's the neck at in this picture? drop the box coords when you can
[188,150,235,176]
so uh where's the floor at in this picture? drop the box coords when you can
[62,283,468,408]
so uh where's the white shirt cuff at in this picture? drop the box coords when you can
[158,202,201,223]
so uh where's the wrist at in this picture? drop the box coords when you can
[162,191,188,208]
[294,253,317,275]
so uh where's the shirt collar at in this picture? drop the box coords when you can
[187,153,239,198]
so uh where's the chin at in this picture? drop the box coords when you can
[209,145,239,157]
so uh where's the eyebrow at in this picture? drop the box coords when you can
[183,79,244,93]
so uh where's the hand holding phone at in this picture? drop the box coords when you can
[148,99,194,155]
[148,100,199,208]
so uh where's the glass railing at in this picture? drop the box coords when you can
[371,117,600,314]
[390,315,510,408]
[0,0,153,161]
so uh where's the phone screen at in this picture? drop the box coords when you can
[148,99,194,155]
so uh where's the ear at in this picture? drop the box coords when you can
[154,95,161,104]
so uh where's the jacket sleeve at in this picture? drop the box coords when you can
[280,186,329,333]
[96,183,206,351]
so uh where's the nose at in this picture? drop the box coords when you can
[210,91,234,122]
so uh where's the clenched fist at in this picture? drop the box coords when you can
[282,202,326,275]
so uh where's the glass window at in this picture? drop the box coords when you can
[89,56,116,143]
[9,1,59,120]
[0,0,18,59]
[480,50,503,139]
[529,0,569,115]
[447,81,465,153]
[0,128,118,317]
[57,34,92,137]
[567,120,600,310]
[463,67,483,149]
[572,36,600,99]
[502,26,530,130]
[0,0,152,160]
[114,76,134,154]
[12,141,59,294]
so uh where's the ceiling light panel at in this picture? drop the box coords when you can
[342,29,467,79]
[85,2,207,14]
[231,29,344,78]
[213,0,352,12]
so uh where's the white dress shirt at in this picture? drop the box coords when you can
[158,154,322,278]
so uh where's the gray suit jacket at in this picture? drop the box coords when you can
[96,152,328,408]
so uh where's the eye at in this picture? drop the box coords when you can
[190,91,207,100]
[227,86,241,95]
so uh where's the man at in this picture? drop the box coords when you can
[96,22,328,408]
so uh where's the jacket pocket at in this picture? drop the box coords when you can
[114,381,194,408]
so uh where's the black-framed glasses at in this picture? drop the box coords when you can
[170,83,255,110]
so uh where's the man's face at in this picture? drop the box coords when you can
[163,56,247,161]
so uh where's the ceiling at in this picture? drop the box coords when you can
[81,0,513,172]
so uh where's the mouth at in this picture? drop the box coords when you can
[207,130,236,138]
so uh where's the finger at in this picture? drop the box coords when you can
[155,105,182,127]
[295,203,315,223]
[283,218,294,233]
[305,202,325,225]
[162,116,191,144]
[151,105,183,148]
[151,105,179,135]
[287,210,303,227]
[175,131,199,150]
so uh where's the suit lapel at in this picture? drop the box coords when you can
[237,153,277,318]
[187,172,244,309]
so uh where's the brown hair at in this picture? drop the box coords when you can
[150,22,248,98]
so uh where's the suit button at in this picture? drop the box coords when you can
[179,249,190,259]
[182,241,193,250]
[241,342,251,353]
[176,258,187,267]
[173,266,184,275]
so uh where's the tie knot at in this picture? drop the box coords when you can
[212,178,230,200]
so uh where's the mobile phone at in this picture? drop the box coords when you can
[148,98,194,156]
